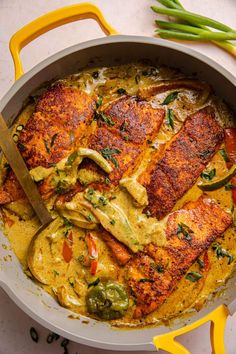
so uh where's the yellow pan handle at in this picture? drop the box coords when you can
[153,305,229,354]
[9,2,118,80]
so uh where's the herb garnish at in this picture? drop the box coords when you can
[53,270,59,276]
[200,149,212,159]
[96,95,103,108]
[225,183,236,190]
[120,121,127,132]
[43,139,50,154]
[94,112,115,126]
[123,135,129,141]
[100,147,121,168]
[99,195,107,206]
[30,327,39,343]
[177,222,193,241]
[110,219,116,225]
[219,148,229,162]
[201,168,216,181]
[139,278,155,283]
[63,218,72,237]
[166,108,175,130]
[18,142,26,151]
[92,71,99,79]
[151,263,164,273]
[186,271,203,282]
[66,151,78,166]
[88,277,100,288]
[117,88,127,95]
[142,68,157,76]
[50,133,58,147]
[212,243,234,264]
[135,74,141,84]
[70,130,75,144]
[197,258,205,269]
[162,91,178,105]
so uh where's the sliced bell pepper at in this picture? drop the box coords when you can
[62,231,73,263]
[225,128,236,168]
[198,164,236,191]
[85,233,98,275]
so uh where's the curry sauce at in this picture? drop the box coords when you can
[1,63,236,328]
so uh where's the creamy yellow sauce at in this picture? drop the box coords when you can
[1,63,236,328]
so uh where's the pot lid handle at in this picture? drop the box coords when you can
[9,3,118,80]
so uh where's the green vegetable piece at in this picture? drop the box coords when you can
[197,258,205,269]
[166,108,175,130]
[225,183,236,190]
[198,164,236,191]
[51,133,58,147]
[117,88,127,95]
[43,139,50,154]
[162,91,178,105]
[88,277,100,288]
[212,243,234,265]
[86,281,129,320]
[66,151,78,166]
[201,168,216,181]
[96,95,103,108]
[219,148,229,162]
[177,222,193,241]
[94,112,115,126]
[100,147,121,169]
[139,278,155,283]
[186,271,203,282]
[78,148,112,173]
[83,188,141,252]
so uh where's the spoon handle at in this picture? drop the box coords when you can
[0,113,52,225]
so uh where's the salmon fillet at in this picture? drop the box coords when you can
[0,84,96,204]
[127,196,232,318]
[81,96,165,185]
[141,106,224,219]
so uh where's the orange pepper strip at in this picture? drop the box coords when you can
[225,128,236,168]
[85,234,98,275]
[62,231,73,263]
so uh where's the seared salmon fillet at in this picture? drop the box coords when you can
[82,96,165,185]
[19,84,95,168]
[127,196,232,318]
[0,84,96,204]
[141,107,223,219]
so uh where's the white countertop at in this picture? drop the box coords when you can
[0,1,235,353]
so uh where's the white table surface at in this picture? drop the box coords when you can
[0,1,235,353]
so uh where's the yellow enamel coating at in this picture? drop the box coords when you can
[153,305,229,354]
[9,3,118,80]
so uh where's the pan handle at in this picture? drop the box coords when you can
[9,2,118,80]
[153,304,229,354]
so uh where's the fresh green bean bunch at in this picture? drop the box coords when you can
[151,0,236,57]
